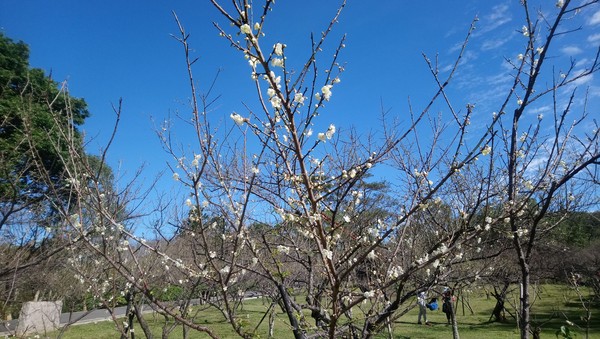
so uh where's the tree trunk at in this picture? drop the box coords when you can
[450,301,460,339]
[134,302,153,339]
[278,284,305,339]
[490,282,509,322]
[519,272,531,339]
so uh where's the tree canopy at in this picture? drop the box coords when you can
[0,32,89,232]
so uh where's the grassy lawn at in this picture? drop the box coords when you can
[37,284,598,338]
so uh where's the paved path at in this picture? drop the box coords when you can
[0,305,136,335]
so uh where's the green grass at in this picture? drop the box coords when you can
[33,284,599,338]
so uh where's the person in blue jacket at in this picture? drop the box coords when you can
[427,297,438,311]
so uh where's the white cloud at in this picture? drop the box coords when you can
[587,33,600,44]
[477,4,512,35]
[571,72,594,86]
[588,10,600,25]
[527,105,551,116]
[481,35,513,51]
[561,46,583,56]
[486,72,511,86]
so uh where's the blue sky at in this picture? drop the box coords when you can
[2,0,599,198]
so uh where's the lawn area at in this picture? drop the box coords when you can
[41,284,598,338]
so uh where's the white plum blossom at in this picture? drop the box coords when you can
[209,251,217,259]
[363,290,375,298]
[387,265,404,279]
[172,173,180,181]
[253,22,261,31]
[274,43,284,56]
[343,215,351,223]
[318,133,326,141]
[240,24,252,35]
[270,96,282,109]
[248,56,259,68]
[556,0,564,8]
[220,266,230,274]
[517,53,524,60]
[522,25,529,37]
[277,245,290,254]
[230,113,245,126]
[322,249,333,260]
[271,58,284,67]
[367,250,377,260]
[481,145,492,156]
[294,92,305,105]
[325,124,336,139]
[321,85,333,101]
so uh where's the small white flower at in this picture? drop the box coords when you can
[343,215,351,223]
[294,92,305,104]
[556,0,564,8]
[274,43,284,56]
[271,58,284,67]
[270,96,282,109]
[253,22,261,31]
[230,113,245,126]
[172,173,180,181]
[277,245,290,254]
[522,25,529,37]
[367,250,377,260]
[325,124,336,139]
[321,85,333,101]
[322,249,333,260]
[536,46,544,54]
[517,53,524,60]
[185,199,193,207]
[481,145,491,156]
[517,99,523,106]
[363,290,375,298]
[240,24,252,35]
[537,113,544,120]
[209,251,216,258]
[318,133,326,141]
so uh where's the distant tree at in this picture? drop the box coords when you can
[0,32,91,319]
[0,32,89,231]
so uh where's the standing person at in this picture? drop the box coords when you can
[442,287,453,324]
[417,291,429,325]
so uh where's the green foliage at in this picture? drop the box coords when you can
[551,211,600,248]
[152,285,185,302]
[0,32,89,226]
